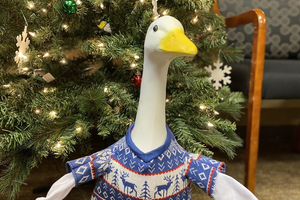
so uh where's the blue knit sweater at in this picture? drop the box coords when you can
[66,124,225,200]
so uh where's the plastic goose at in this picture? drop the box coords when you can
[131,15,197,153]
[37,16,258,200]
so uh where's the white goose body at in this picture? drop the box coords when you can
[131,16,197,153]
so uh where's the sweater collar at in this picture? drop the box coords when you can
[126,122,173,163]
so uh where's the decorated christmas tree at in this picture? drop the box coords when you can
[0,0,244,199]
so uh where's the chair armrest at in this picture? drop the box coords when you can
[213,0,267,192]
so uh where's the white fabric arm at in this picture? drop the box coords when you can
[213,173,258,200]
[36,173,75,200]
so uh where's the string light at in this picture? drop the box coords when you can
[104,87,108,93]
[98,43,104,47]
[207,122,214,127]
[49,111,57,118]
[134,55,140,59]
[29,32,36,37]
[166,99,170,103]
[76,126,82,133]
[43,52,50,57]
[140,0,144,2]
[42,8,47,13]
[60,58,67,64]
[34,109,41,114]
[207,25,212,32]
[154,15,160,20]
[54,141,62,149]
[3,84,10,88]
[162,10,168,15]
[199,104,206,110]
[214,110,219,115]
[192,16,198,24]
[27,1,35,9]
[100,3,104,9]
[131,63,137,68]
[43,87,56,93]
[76,0,82,5]
[22,67,29,71]
[62,24,69,30]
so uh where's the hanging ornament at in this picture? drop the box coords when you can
[63,0,77,14]
[15,26,30,72]
[131,74,142,87]
[204,59,232,90]
[98,21,112,33]
[42,73,55,83]
[152,0,159,18]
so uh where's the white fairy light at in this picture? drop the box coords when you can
[154,15,160,20]
[104,87,108,93]
[166,99,170,103]
[42,8,47,13]
[34,109,41,114]
[76,126,82,133]
[207,25,212,32]
[28,1,35,9]
[54,141,62,149]
[43,52,50,57]
[62,24,69,30]
[214,110,219,115]
[134,55,140,59]
[131,63,137,68]
[22,67,29,71]
[49,111,57,117]
[29,32,36,37]
[162,10,168,15]
[207,122,214,127]
[98,43,104,47]
[76,0,82,5]
[192,16,198,24]
[100,3,104,9]
[199,104,206,110]
[3,84,10,88]
[60,58,67,64]
[43,88,48,93]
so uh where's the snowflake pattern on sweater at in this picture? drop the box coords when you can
[66,123,226,200]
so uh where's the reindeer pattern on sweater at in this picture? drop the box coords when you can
[66,123,226,200]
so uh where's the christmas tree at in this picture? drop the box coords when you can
[0,0,244,199]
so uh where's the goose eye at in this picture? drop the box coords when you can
[153,25,158,32]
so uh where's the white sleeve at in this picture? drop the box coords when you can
[212,173,258,200]
[36,173,75,200]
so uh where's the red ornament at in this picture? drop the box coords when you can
[131,74,142,87]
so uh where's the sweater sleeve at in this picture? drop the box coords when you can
[66,148,112,187]
[185,155,225,197]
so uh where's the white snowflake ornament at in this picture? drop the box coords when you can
[204,59,232,90]
[15,26,30,70]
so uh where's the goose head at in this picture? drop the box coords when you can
[144,16,198,62]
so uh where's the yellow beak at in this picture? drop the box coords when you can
[159,29,198,55]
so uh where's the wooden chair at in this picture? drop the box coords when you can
[213,0,267,193]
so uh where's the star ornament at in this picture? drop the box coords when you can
[204,59,232,90]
